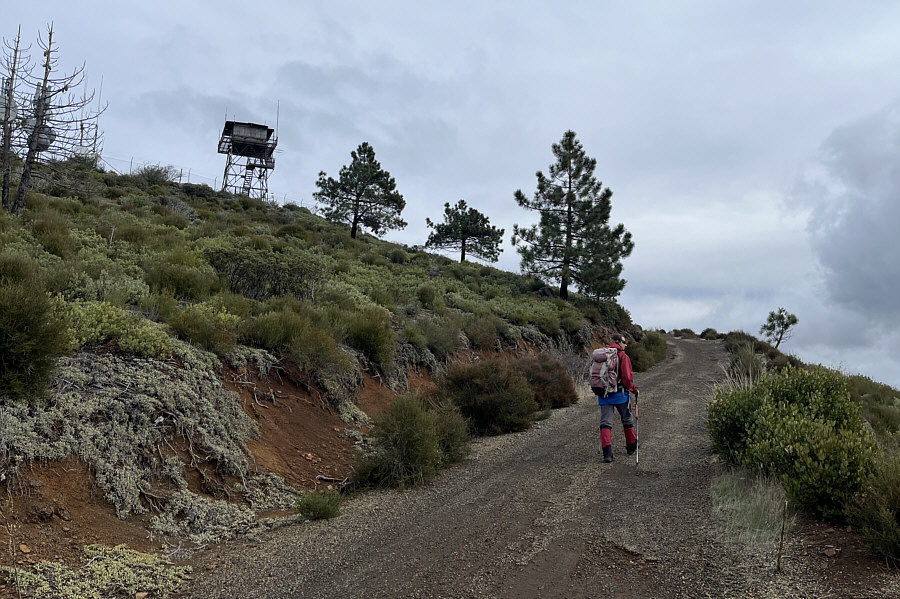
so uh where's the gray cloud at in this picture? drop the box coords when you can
[797,100,900,324]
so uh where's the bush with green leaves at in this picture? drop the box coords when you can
[352,394,443,488]
[344,306,395,368]
[710,367,877,516]
[845,449,900,564]
[296,490,343,520]
[63,300,173,359]
[707,386,765,465]
[626,330,667,372]
[438,358,538,436]
[165,302,242,356]
[143,248,219,300]
[203,242,328,301]
[416,315,463,361]
[516,353,578,409]
[848,375,900,444]
[0,254,69,400]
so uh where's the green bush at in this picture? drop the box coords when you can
[245,303,350,378]
[417,284,438,309]
[846,450,900,564]
[439,358,538,436]
[352,394,443,488]
[700,327,719,340]
[710,367,878,516]
[516,353,578,409]
[417,316,462,361]
[430,399,469,464]
[848,375,900,442]
[747,397,876,515]
[708,386,765,465]
[64,300,172,358]
[296,490,343,520]
[344,307,395,368]
[165,303,241,356]
[144,255,218,300]
[29,210,77,258]
[462,314,505,350]
[203,243,327,301]
[0,266,68,400]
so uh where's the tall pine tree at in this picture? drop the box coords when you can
[511,130,633,300]
[425,200,504,263]
[314,142,406,239]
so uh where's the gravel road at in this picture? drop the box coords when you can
[182,337,899,599]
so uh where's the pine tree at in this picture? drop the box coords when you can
[314,142,406,239]
[760,307,798,349]
[425,200,504,263]
[511,130,633,300]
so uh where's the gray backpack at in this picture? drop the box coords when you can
[590,347,620,396]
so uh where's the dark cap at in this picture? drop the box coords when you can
[612,333,625,343]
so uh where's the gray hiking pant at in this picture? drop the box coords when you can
[600,402,634,430]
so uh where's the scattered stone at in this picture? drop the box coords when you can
[136,592,149,599]
[824,528,835,534]
[62,526,71,532]
[56,507,72,521]
[19,544,30,554]
[823,548,840,558]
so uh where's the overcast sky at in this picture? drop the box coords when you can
[6,2,900,388]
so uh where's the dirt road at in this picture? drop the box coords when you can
[182,338,898,598]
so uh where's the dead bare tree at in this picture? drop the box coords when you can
[5,24,106,215]
[1,26,30,211]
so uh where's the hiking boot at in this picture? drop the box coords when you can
[602,445,614,463]
[626,441,638,455]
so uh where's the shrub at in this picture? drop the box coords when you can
[417,284,437,309]
[846,450,900,564]
[245,302,350,379]
[165,303,241,356]
[30,210,78,258]
[848,375,900,442]
[708,386,765,465]
[203,243,327,301]
[0,276,68,400]
[144,257,218,300]
[430,399,469,464]
[711,367,877,516]
[417,316,462,361]
[462,314,505,350]
[700,327,719,340]
[747,397,876,515]
[516,353,578,409]
[344,307,395,368]
[352,394,442,488]
[4,544,191,599]
[439,358,538,436]
[296,490,343,520]
[64,300,172,359]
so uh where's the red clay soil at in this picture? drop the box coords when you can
[0,361,406,597]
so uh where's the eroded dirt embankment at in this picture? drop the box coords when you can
[183,338,899,599]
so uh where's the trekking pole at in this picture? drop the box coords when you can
[634,391,640,465]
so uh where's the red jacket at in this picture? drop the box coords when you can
[606,342,638,394]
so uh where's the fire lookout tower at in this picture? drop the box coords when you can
[217,120,277,199]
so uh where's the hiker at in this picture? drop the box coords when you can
[590,333,639,463]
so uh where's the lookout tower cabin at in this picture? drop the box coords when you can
[217,120,277,199]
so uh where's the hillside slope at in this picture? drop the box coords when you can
[183,337,899,599]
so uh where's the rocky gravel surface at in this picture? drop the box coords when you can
[181,338,899,598]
